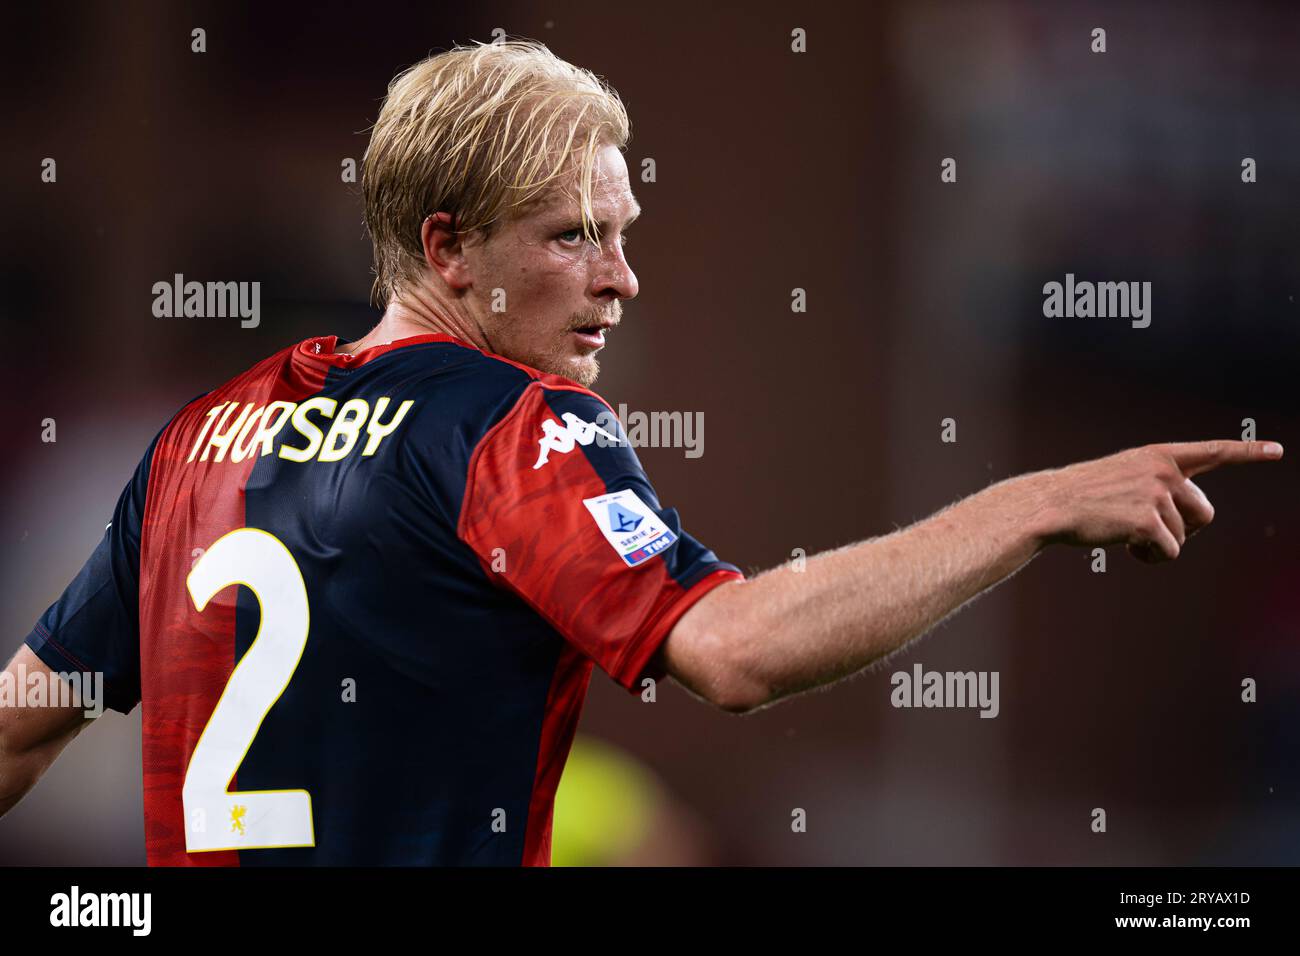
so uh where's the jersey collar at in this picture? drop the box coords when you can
[294,332,476,369]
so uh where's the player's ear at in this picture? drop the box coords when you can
[420,212,472,291]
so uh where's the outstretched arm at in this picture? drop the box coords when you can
[662,439,1284,714]
[0,645,96,817]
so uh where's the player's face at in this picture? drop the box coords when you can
[463,143,640,387]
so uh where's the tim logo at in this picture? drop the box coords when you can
[533,413,618,469]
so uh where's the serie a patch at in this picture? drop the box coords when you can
[582,488,677,567]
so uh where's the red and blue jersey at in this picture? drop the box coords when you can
[23,332,741,865]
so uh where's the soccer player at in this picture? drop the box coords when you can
[0,40,1283,865]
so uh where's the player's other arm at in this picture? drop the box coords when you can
[0,415,166,817]
[662,440,1283,715]
[0,646,96,817]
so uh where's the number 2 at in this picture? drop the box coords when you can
[182,527,315,852]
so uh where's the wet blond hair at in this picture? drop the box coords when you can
[361,39,631,306]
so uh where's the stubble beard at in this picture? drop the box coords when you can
[523,302,622,388]
[539,338,601,388]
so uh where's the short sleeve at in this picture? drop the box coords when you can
[457,381,743,693]
[22,429,162,715]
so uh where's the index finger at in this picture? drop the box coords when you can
[1160,439,1284,477]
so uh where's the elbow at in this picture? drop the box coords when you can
[664,580,773,715]
[0,751,34,819]
[704,631,773,716]
[721,673,773,717]
[0,726,48,819]
[716,684,767,716]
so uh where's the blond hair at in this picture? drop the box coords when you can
[361,39,631,306]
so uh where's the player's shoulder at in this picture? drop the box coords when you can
[386,340,633,486]
[457,367,632,485]
[385,336,617,435]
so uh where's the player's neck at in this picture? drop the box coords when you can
[342,292,487,355]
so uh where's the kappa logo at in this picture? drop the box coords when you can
[533,412,619,469]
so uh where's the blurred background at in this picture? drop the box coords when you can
[0,0,1296,865]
